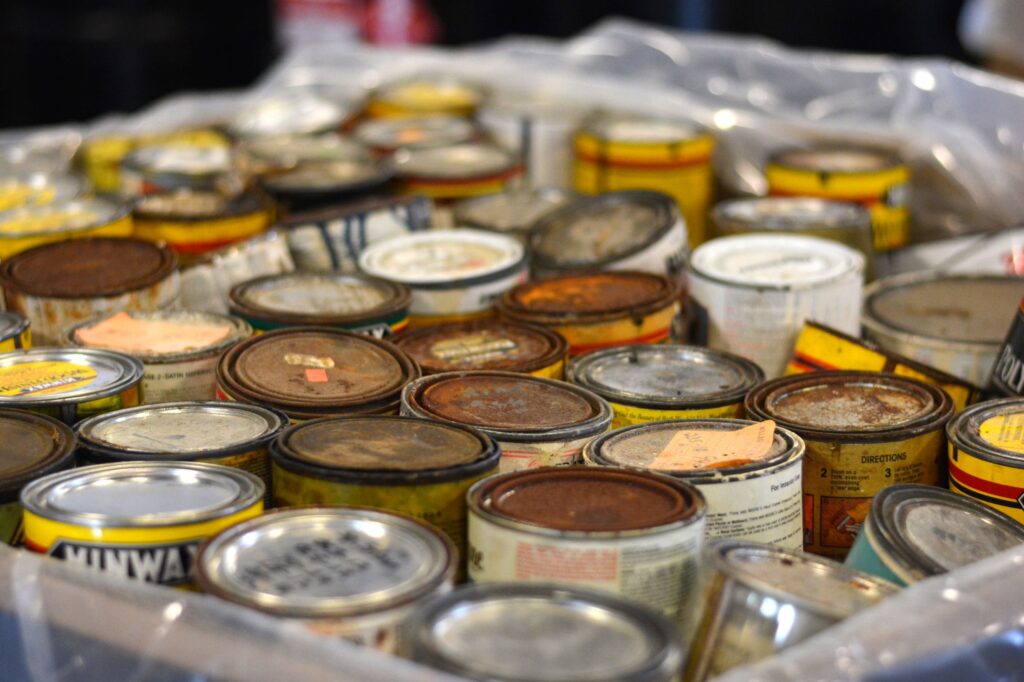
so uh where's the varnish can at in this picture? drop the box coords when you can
[0,312,31,352]
[393,143,522,207]
[0,196,132,260]
[352,116,479,154]
[366,76,485,119]
[745,371,954,558]
[452,187,577,242]
[401,370,612,472]
[990,298,1024,397]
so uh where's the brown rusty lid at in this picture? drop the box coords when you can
[0,237,177,299]
[394,320,567,375]
[498,271,677,323]
[0,408,75,496]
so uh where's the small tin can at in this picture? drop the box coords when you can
[401,370,612,472]
[990,298,1024,397]
[74,401,285,502]
[568,345,765,428]
[745,371,954,558]
[0,237,181,346]
[394,319,568,379]
[366,76,485,119]
[259,158,394,214]
[120,142,238,198]
[0,196,132,260]
[0,409,75,545]
[228,93,351,139]
[352,116,479,154]
[947,398,1024,523]
[845,483,1024,586]
[67,310,251,403]
[766,145,910,252]
[467,467,706,622]
[0,171,88,212]
[863,273,1024,386]
[530,190,687,281]
[20,461,264,586]
[228,272,411,337]
[684,540,897,681]
[572,112,715,248]
[359,229,528,327]
[584,418,804,548]
[398,583,684,682]
[197,506,455,651]
[0,312,31,352]
[452,187,577,242]
[393,143,522,210]
[687,233,865,378]
[0,348,143,425]
[497,271,681,356]
[216,327,420,421]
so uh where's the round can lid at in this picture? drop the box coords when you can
[359,229,524,285]
[353,116,477,151]
[948,398,1024,463]
[584,113,702,143]
[712,197,871,232]
[0,172,89,213]
[0,348,143,406]
[229,93,348,138]
[133,189,269,221]
[0,408,74,493]
[125,144,232,176]
[394,320,566,375]
[260,158,390,192]
[198,507,454,617]
[502,271,676,317]
[230,273,409,322]
[453,187,577,235]
[69,310,249,361]
[374,76,483,111]
[0,197,126,238]
[771,146,902,173]
[242,133,367,166]
[394,143,518,180]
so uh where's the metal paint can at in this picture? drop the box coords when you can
[67,310,251,403]
[687,234,864,378]
[530,190,687,281]
[0,171,88,212]
[766,145,909,252]
[0,237,181,346]
[0,348,143,425]
[259,158,394,214]
[20,461,264,586]
[990,298,1024,397]
[572,113,715,248]
[452,187,577,242]
[568,345,764,428]
[393,143,522,212]
[497,271,681,356]
[0,408,75,545]
[863,273,1024,386]
[359,229,528,327]
[216,327,420,422]
[467,467,706,623]
[228,93,351,139]
[401,370,612,472]
[119,142,238,199]
[745,371,954,558]
[0,196,132,260]
[0,312,31,352]
[845,483,1024,586]
[228,272,411,338]
[584,418,804,548]
[197,506,455,651]
[398,583,684,682]
[393,319,568,379]
[947,398,1024,524]
[240,133,367,175]
[684,540,897,681]
[352,116,479,154]
[366,76,485,119]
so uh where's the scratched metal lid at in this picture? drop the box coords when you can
[68,310,251,362]
[394,143,519,181]
[0,197,127,239]
[947,397,1024,465]
[359,229,526,286]
[452,187,578,237]
[353,116,478,152]
[581,112,704,143]
[0,348,143,407]
[0,408,75,499]
[260,158,392,193]
[712,197,870,234]
[394,320,567,375]
[0,171,89,213]
[498,271,678,324]
[242,133,367,168]
[229,93,350,138]
[197,506,455,618]
[400,583,683,682]
[770,146,903,174]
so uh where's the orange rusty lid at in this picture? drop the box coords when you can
[497,271,678,324]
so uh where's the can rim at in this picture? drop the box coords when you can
[947,397,1024,466]
[711,197,871,233]
[0,197,130,241]
[0,348,144,407]
[0,408,76,500]
[767,145,905,175]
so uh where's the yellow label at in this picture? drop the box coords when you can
[213,449,271,503]
[0,214,133,260]
[609,400,743,430]
[556,303,678,357]
[134,211,270,247]
[949,444,1024,523]
[652,421,775,470]
[980,414,1024,454]
[530,358,566,381]
[0,185,56,213]
[0,328,31,353]
[408,309,495,329]
[0,361,98,397]
[1,501,23,545]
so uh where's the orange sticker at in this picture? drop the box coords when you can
[75,312,232,355]
[651,420,776,471]
[305,368,328,383]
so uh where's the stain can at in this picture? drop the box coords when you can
[452,187,578,242]
[402,370,612,472]
[20,461,264,586]
[467,467,705,624]
[684,540,897,681]
[845,483,1024,586]
[216,327,420,421]
[530,190,687,281]
[497,271,680,356]
[568,345,764,428]
[947,398,1024,523]
[687,234,864,378]
[67,310,251,403]
[398,583,684,682]
[0,408,75,545]
[0,348,143,425]
[0,171,88,213]
[259,158,394,214]
[745,371,954,558]
[366,76,485,119]
[0,312,31,352]
[0,197,133,260]
[990,298,1024,397]
[572,112,715,248]
[119,142,238,199]
[766,145,909,252]
[352,116,479,154]
[197,506,455,651]
[359,229,528,327]
[863,273,1024,386]
[584,418,804,548]
[0,237,181,346]
[393,143,522,214]
[228,272,411,338]
[394,319,568,379]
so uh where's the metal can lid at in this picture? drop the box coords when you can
[568,345,764,409]
[0,311,29,341]
[864,273,1024,345]
[452,187,577,236]
[229,273,410,325]
[76,402,284,457]
[0,171,88,212]
[20,461,263,528]
[712,197,871,232]
[242,133,367,167]
[133,189,269,221]
[500,271,677,320]
[69,310,250,361]
[0,197,127,238]
[353,116,478,151]
[373,76,483,113]
[359,229,525,286]
[948,397,1024,463]
[770,146,903,173]
[689,233,863,289]
[394,143,518,180]
[229,93,349,138]
[260,158,391,192]
[198,507,454,618]
[0,348,143,407]
[583,113,702,143]
[711,540,897,618]
[0,408,75,496]
[401,584,681,682]
[394,320,567,375]
[125,144,233,177]
[0,237,177,299]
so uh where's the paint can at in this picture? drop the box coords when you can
[990,298,1024,398]
[452,187,577,242]
[0,196,132,260]
[366,76,485,119]
[352,116,479,154]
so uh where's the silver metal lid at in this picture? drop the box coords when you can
[0,197,127,238]
[68,310,251,362]
[712,197,870,232]
[0,348,143,406]
[395,143,517,180]
[230,93,348,138]
[20,461,264,527]
[242,133,366,166]
[0,171,89,212]
[453,187,577,235]
[353,116,477,151]
[198,507,454,617]
[261,159,388,191]
[237,273,391,316]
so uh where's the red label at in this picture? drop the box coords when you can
[305,368,328,383]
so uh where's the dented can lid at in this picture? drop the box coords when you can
[394,320,567,375]
[947,397,1024,465]
[353,116,478,152]
[0,408,75,499]
[394,143,519,181]
[197,506,455,618]
[498,271,678,324]
[0,171,89,213]
[452,187,577,237]
[0,197,126,238]
[769,146,903,173]
[229,94,350,139]
[68,310,251,362]
[712,197,871,233]
[0,348,144,407]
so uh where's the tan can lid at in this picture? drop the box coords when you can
[394,320,566,375]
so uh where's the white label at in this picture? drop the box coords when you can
[607,218,688,279]
[496,436,588,473]
[697,458,803,549]
[410,267,528,316]
[142,356,218,404]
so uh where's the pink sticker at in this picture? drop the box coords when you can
[305,368,328,383]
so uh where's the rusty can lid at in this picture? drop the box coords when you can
[353,116,478,152]
[0,237,177,299]
[499,271,678,323]
[394,320,567,375]
[770,146,903,173]
[453,187,578,237]
[394,143,518,181]
[0,408,75,499]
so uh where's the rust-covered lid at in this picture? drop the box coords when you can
[0,408,75,497]
[498,271,678,323]
[0,237,177,298]
[394,320,567,375]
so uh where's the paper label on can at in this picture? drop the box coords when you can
[409,267,528,316]
[0,361,98,397]
[991,303,1024,397]
[698,460,803,549]
[979,414,1024,454]
[651,421,775,471]
[496,436,590,474]
[38,538,202,585]
[608,401,742,429]
[948,445,1024,522]
[142,356,218,403]
[0,501,23,545]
